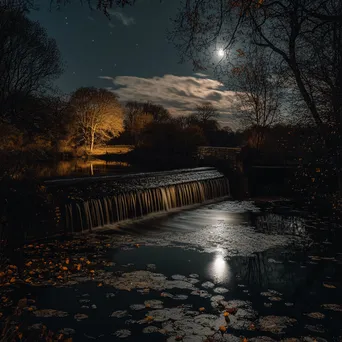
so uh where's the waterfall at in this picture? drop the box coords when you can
[63,177,230,233]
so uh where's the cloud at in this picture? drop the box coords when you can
[99,74,241,129]
[194,72,209,78]
[108,10,135,26]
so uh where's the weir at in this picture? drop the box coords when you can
[47,167,230,233]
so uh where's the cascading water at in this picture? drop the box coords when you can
[51,167,230,233]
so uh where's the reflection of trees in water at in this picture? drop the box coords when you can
[0,158,130,179]
[254,213,307,237]
[228,211,313,291]
[229,251,307,292]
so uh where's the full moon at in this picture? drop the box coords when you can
[217,48,225,57]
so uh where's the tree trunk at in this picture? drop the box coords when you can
[90,130,95,153]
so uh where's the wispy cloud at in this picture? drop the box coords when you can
[194,73,209,78]
[99,74,241,129]
[87,16,95,21]
[108,10,135,26]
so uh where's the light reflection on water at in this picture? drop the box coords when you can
[208,248,231,284]
[16,159,132,179]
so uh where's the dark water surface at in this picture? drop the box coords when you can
[1,200,341,341]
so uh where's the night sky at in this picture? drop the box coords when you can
[30,0,239,128]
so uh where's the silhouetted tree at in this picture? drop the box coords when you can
[124,102,155,145]
[0,5,63,120]
[69,87,124,153]
[134,119,206,168]
[233,48,283,149]
[125,101,171,122]
[170,0,342,196]
[193,102,219,122]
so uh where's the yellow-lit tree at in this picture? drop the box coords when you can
[69,87,124,153]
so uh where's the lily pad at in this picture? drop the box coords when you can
[59,328,75,335]
[114,329,131,338]
[321,303,342,312]
[257,315,297,334]
[305,312,325,319]
[142,326,160,333]
[268,297,282,302]
[305,324,325,333]
[105,293,115,298]
[33,309,68,318]
[201,281,215,289]
[110,310,129,318]
[74,313,88,321]
[190,290,212,298]
[144,300,164,309]
[145,308,185,322]
[173,294,188,300]
[171,274,186,280]
[130,304,146,311]
[213,287,229,294]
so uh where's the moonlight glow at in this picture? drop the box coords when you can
[217,48,225,57]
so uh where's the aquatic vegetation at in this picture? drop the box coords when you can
[74,313,88,321]
[321,303,342,312]
[110,310,129,318]
[304,312,325,319]
[257,316,297,334]
[114,329,131,338]
[33,309,68,318]
[0,200,340,341]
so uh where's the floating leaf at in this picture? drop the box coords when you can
[219,325,227,333]
[145,315,154,322]
[305,312,325,319]
[74,313,88,321]
[321,304,342,312]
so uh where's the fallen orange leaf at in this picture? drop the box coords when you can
[219,325,227,333]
